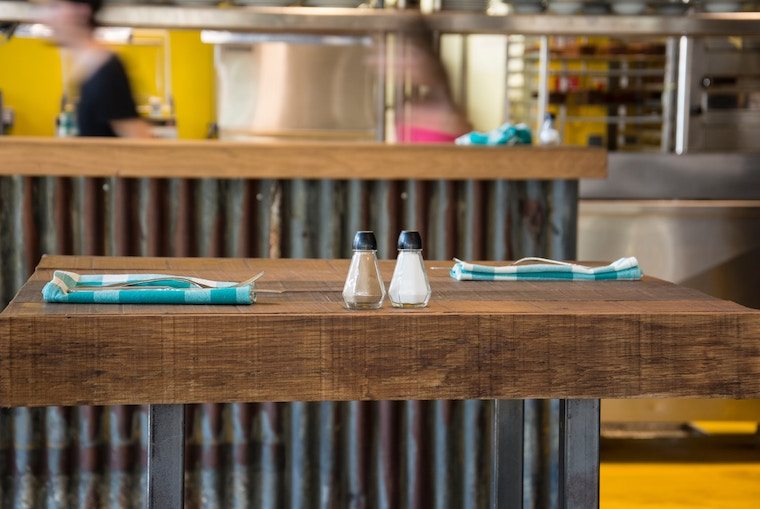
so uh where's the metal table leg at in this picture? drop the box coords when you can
[558,399,600,509]
[147,404,185,509]
[492,400,525,509]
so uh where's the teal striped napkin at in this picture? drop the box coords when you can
[450,257,643,281]
[42,271,256,305]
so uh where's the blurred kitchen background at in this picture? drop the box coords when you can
[0,0,759,507]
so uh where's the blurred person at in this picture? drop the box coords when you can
[41,0,151,137]
[393,34,471,143]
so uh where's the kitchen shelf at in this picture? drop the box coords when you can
[539,90,664,104]
[1,2,760,36]
[429,11,760,36]
[523,53,666,63]
[524,69,666,77]
[0,3,425,34]
[0,137,607,180]
[564,115,664,124]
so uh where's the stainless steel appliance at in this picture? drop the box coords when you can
[211,33,379,141]
[684,36,760,152]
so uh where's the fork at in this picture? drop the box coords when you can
[77,272,267,290]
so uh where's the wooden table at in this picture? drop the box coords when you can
[2,256,759,508]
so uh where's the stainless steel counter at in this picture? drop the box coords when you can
[581,153,760,200]
[579,199,760,308]
[580,152,760,309]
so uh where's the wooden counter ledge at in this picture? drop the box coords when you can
[0,137,607,180]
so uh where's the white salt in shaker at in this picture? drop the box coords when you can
[388,231,431,308]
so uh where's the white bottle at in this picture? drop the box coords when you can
[388,231,431,308]
[539,112,561,146]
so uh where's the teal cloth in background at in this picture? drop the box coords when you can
[455,122,533,146]
[42,271,254,305]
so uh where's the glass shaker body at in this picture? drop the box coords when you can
[388,249,431,308]
[342,250,386,310]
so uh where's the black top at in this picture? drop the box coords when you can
[397,230,422,250]
[77,54,138,137]
[352,231,377,251]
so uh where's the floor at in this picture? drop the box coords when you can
[600,422,760,508]
[601,463,760,509]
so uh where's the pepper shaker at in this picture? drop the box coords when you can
[342,231,386,310]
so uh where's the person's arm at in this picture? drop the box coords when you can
[112,117,152,138]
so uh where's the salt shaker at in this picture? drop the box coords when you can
[388,231,431,308]
[342,231,386,310]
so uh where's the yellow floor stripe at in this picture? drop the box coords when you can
[601,463,760,508]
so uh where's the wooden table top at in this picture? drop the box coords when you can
[1,255,758,406]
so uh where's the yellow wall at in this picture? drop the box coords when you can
[0,30,214,139]
[115,30,215,139]
[114,41,165,105]
[0,38,63,136]
[168,31,215,140]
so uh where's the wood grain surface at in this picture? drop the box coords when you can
[0,137,607,180]
[1,255,758,406]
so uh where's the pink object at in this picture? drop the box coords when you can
[397,125,459,144]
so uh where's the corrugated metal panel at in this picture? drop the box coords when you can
[0,175,577,509]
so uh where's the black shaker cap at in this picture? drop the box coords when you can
[352,231,377,251]
[398,230,422,250]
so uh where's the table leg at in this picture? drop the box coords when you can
[558,399,600,509]
[147,404,185,509]
[492,400,525,509]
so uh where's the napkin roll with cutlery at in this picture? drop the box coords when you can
[42,271,264,305]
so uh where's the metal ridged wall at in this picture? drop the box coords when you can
[0,175,578,509]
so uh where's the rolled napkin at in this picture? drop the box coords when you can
[42,271,258,305]
[450,257,643,281]
[455,122,532,146]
